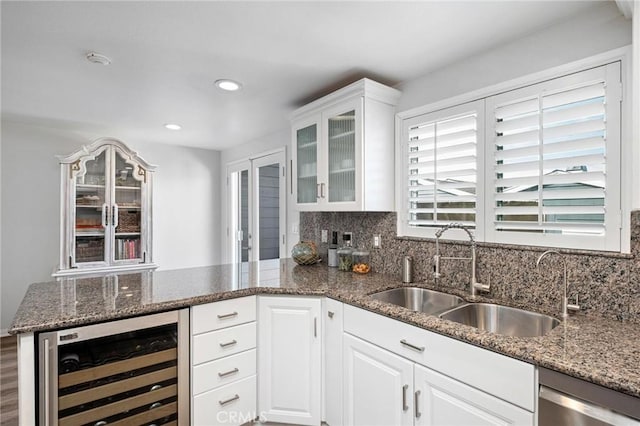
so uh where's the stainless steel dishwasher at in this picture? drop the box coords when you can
[539,367,640,426]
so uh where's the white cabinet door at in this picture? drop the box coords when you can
[258,296,321,425]
[320,97,363,210]
[323,298,344,426]
[343,333,414,426]
[292,115,321,208]
[414,364,534,426]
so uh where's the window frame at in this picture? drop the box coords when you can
[396,47,631,252]
[397,100,485,241]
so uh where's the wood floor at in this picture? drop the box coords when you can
[1,335,18,426]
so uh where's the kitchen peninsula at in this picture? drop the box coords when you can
[9,259,640,425]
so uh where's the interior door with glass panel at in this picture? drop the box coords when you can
[322,98,362,207]
[227,150,286,264]
[74,148,109,267]
[252,151,286,261]
[228,160,251,264]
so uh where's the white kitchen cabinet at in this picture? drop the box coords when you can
[55,138,156,276]
[344,333,414,426]
[292,78,401,211]
[343,304,536,426]
[323,298,344,426]
[191,296,257,426]
[414,364,533,426]
[258,296,321,425]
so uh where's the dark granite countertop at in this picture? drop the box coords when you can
[9,259,640,400]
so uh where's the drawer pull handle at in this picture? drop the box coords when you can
[217,311,238,319]
[219,394,240,406]
[150,384,163,391]
[415,390,421,418]
[400,339,425,352]
[218,368,239,378]
[149,402,162,410]
[402,384,409,411]
[219,339,237,348]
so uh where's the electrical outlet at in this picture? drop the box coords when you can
[373,234,381,249]
[291,223,299,234]
[321,229,328,243]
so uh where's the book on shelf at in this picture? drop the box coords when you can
[116,238,139,260]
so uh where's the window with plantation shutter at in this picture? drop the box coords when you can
[400,101,484,238]
[398,60,624,251]
[486,63,621,251]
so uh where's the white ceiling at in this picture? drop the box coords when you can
[1,1,609,150]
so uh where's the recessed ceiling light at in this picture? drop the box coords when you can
[164,123,182,130]
[86,51,111,65]
[215,79,242,91]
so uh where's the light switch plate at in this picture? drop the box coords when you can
[373,234,381,248]
[321,229,328,243]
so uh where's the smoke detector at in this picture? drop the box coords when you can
[86,52,112,66]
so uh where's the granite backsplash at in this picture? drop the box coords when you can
[300,211,640,323]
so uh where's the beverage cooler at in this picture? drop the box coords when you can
[37,309,189,425]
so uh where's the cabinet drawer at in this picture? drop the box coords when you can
[192,296,256,334]
[193,322,256,365]
[344,304,536,411]
[345,304,432,366]
[193,375,257,426]
[193,349,256,395]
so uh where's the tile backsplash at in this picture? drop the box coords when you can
[300,211,640,323]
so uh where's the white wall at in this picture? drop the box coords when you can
[0,121,221,330]
[397,1,631,112]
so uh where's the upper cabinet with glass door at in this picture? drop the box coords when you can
[54,138,156,277]
[292,78,401,211]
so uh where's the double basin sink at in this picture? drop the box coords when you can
[370,287,560,338]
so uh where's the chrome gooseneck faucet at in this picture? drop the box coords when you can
[433,223,490,298]
[536,250,580,319]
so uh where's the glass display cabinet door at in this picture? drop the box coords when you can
[74,150,108,265]
[296,123,319,204]
[113,150,143,263]
[326,109,356,203]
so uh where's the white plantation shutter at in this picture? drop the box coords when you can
[402,101,484,236]
[487,63,622,250]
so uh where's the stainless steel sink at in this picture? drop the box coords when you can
[369,287,465,315]
[439,303,560,337]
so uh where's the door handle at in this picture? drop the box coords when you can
[218,368,239,378]
[316,183,321,199]
[415,390,421,418]
[402,384,409,411]
[320,183,326,198]
[314,317,317,338]
[101,203,109,227]
[219,394,240,406]
[217,311,238,319]
[400,339,425,352]
[112,204,119,228]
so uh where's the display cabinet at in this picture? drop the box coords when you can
[54,138,156,276]
[292,78,401,211]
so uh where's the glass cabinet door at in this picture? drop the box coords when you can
[296,123,319,204]
[113,150,142,262]
[74,150,108,265]
[326,109,356,203]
